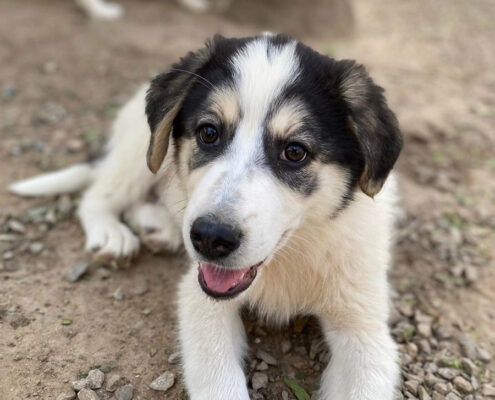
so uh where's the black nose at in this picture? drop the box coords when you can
[190,215,241,260]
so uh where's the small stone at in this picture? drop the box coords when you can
[282,391,289,400]
[433,383,449,395]
[131,281,148,296]
[405,380,420,395]
[464,266,479,283]
[65,261,89,282]
[115,384,133,400]
[281,340,292,354]
[477,347,491,362]
[255,349,277,366]
[461,358,478,376]
[453,376,473,393]
[105,374,123,392]
[29,242,44,254]
[167,351,180,364]
[482,384,495,397]
[418,386,431,400]
[2,251,14,260]
[445,393,461,400]
[77,388,99,400]
[434,324,454,340]
[112,288,124,301]
[57,195,74,215]
[67,138,85,153]
[57,389,76,400]
[45,209,57,224]
[458,334,477,359]
[437,368,458,380]
[8,219,25,234]
[87,369,105,390]
[256,361,268,371]
[72,379,88,391]
[417,323,432,338]
[150,372,175,392]
[251,372,268,390]
[432,393,447,400]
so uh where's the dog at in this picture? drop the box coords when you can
[75,0,232,19]
[10,34,403,399]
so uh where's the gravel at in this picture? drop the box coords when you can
[77,388,99,400]
[114,384,133,400]
[167,351,180,364]
[149,371,175,392]
[57,390,76,400]
[251,372,268,390]
[87,369,105,390]
[65,261,89,282]
[106,374,123,392]
[255,349,277,366]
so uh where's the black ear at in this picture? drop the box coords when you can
[145,44,213,173]
[336,60,402,197]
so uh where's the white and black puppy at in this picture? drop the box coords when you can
[10,34,403,399]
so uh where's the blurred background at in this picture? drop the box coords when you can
[0,1,494,399]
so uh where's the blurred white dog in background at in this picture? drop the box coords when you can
[75,0,232,19]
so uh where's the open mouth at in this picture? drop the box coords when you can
[198,261,263,299]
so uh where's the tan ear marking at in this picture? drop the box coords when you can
[147,102,181,174]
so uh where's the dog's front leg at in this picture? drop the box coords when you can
[178,268,250,400]
[318,320,399,400]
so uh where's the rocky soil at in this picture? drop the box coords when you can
[1,0,494,399]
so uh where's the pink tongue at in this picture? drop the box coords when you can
[201,263,250,293]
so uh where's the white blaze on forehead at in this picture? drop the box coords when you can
[230,38,300,134]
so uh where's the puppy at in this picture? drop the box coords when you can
[10,34,403,399]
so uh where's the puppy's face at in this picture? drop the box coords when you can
[146,35,402,299]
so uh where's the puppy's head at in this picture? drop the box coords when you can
[146,34,402,299]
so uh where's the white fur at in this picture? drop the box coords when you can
[75,0,124,19]
[9,39,399,399]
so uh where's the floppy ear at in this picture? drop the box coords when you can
[336,60,402,197]
[145,46,212,173]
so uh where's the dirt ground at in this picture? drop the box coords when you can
[1,0,494,399]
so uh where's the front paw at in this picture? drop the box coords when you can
[85,220,139,266]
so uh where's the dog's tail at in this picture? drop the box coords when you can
[8,164,93,197]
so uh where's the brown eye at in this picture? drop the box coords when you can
[282,143,307,163]
[198,124,219,145]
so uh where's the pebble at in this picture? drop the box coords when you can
[77,388,99,400]
[434,383,449,395]
[282,390,289,400]
[482,384,495,397]
[2,251,14,260]
[72,379,88,391]
[87,369,105,390]
[477,347,491,362]
[418,386,432,400]
[105,374,123,392]
[112,288,124,301]
[405,380,420,395]
[251,372,268,390]
[65,261,89,282]
[281,340,292,354]
[7,219,25,234]
[437,368,458,381]
[256,361,269,371]
[167,351,181,364]
[57,195,74,215]
[453,376,473,393]
[149,371,175,392]
[417,323,432,338]
[57,390,76,400]
[432,393,447,400]
[115,384,133,400]
[130,281,148,296]
[67,138,85,153]
[458,333,477,359]
[445,393,462,400]
[434,324,454,340]
[29,242,44,254]
[255,349,277,366]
